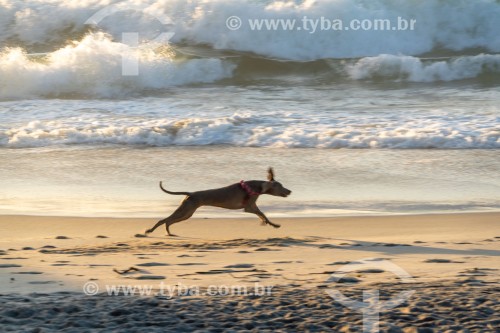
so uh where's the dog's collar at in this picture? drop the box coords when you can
[240,180,260,196]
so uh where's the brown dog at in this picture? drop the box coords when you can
[145,168,291,236]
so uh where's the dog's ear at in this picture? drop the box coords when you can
[267,167,275,181]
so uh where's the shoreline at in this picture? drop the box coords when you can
[2,209,500,220]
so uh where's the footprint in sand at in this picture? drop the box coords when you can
[55,236,70,240]
[195,270,237,275]
[254,247,280,252]
[136,262,170,267]
[424,259,464,263]
[0,264,22,268]
[52,260,76,266]
[12,271,43,275]
[224,264,254,269]
[319,244,339,249]
[358,269,385,273]
[41,245,57,249]
[89,264,112,267]
[382,243,411,247]
[326,261,352,266]
[131,275,166,280]
[1,257,28,260]
[96,235,108,238]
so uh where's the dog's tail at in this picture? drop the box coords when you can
[159,181,191,196]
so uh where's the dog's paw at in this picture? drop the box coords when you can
[273,224,281,229]
[144,229,152,234]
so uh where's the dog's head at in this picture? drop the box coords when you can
[261,167,292,197]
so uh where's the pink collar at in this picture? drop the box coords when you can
[240,180,260,196]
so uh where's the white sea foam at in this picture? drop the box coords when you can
[1,0,499,60]
[2,112,498,149]
[172,0,500,60]
[347,54,500,82]
[0,33,234,99]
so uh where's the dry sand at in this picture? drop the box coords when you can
[0,213,499,332]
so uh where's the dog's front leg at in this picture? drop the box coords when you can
[244,205,281,228]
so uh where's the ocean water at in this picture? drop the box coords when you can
[1,0,499,217]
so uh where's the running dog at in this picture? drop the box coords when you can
[145,168,291,236]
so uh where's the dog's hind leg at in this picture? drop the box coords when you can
[145,198,199,236]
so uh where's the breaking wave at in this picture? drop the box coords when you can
[1,44,499,99]
[0,33,235,99]
[1,0,500,98]
[1,0,500,59]
[2,112,498,149]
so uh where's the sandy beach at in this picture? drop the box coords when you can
[1,213,498,332]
